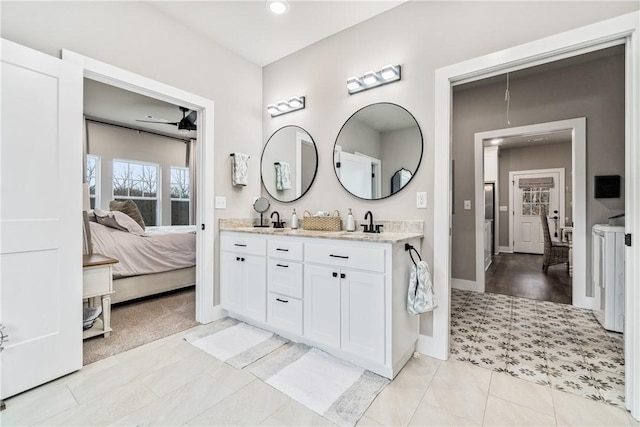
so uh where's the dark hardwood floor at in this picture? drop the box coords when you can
[485,253,572,304]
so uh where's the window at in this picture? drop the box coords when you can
[170,167,190,225]
[113,159,159,225]
[86,155,100,209]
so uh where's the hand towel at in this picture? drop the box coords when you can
[407,260,437,315]
[232,153,249,186]
[275,162,291,191]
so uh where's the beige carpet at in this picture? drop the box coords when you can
[83,287,198,365]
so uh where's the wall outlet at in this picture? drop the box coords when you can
[416,191,427,208]
[499,205,508,212]
[215,196,227,209]
[463,200,471,210]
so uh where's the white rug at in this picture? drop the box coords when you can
[184,318,288,369]
[251,343,389,427]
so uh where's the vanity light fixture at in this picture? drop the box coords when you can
[267,96,305,117]
[347,64,402,95]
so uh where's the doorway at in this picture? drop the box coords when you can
[433,12,639,419]
[62,50,220,326]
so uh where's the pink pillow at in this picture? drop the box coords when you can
[94,209,145,236]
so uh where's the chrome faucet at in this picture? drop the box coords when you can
[270,211,285,228]
[362,210,383,233]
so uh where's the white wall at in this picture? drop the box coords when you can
[262,1,639,335]
[1,1,263,304]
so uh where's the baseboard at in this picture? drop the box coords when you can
[499,246,513,253]
[416,333,447,361]
[451,278,480,292]
[200,305,227,324]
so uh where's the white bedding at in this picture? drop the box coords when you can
[90,222,196,278]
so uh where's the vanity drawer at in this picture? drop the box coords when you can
[268,292,303,335]
[268,239,303,261]
[305,242,385,273]
[221,234,266,256]
[268,258,303,298]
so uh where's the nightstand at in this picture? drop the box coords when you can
[83,254,119,339]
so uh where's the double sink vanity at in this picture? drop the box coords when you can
[219,221,423,379]
[220,101,426,378]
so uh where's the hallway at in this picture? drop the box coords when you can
[486,253,572,304]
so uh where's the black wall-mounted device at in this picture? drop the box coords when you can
[594,175,621,198]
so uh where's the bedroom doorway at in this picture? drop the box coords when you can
[63,50,219,330]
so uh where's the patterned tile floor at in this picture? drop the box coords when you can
[450,289,625,407]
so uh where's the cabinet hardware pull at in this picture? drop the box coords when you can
[276,263,289,268]
[234,243,247,247]
[236,257,240,261]
[332,272,338,278]
[329,254,349,259]
[241,257,245,262]
[341,273,346,279]
[276,298,289,303]
[276,248,289,252]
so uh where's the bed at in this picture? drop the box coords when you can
[88,221,196,304]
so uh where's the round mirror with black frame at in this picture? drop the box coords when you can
[333,103,423,200]
[261,125,318,203]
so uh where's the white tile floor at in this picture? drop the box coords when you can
[1,322,637,426]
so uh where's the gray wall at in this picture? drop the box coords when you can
[381,126,422,196]
[452,46,625,282]
[262,2,636,334]
[497,142,572,247]
[1,1,263,304]
[87,121,187,226]
[261,126,299,201]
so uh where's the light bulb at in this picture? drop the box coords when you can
[267,0,289,15]
[267,104,279,115]
[362,71,379,86]
[277,102,290,112]
[380,64,399,81]
[288,97,303,109]
[346,77,362,92]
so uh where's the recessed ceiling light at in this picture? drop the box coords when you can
[266,0,289,15]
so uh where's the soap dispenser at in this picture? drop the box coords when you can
[291,209,299,229]
[346,208,355,232]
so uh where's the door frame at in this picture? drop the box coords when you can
[61,50,221,324]
[432,11,639,418]
[509,168,565,253]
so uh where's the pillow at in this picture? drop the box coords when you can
[94,209,145,236]
[109,199,145,230]
[82,211,93,255]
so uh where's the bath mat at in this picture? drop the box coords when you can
[251,343,389,427]
[184,318,288,369]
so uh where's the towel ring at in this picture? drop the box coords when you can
[404,243,422,267]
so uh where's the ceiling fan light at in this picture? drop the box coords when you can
[362,71,379,86]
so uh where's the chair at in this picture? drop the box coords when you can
[540,206,570,273]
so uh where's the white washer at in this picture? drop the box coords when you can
[592,224,625,333]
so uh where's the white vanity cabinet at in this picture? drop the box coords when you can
[267,239,304,335]
[219,229,421,379]
[220,234,267,322]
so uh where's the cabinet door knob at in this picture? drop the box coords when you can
[341,273,346,279]
[236,257,240,261]
[332,272,338,278]
[241,257,245,262]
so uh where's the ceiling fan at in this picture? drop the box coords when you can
[136,106,197,132]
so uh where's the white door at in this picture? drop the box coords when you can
[1,39,83,399]
[340,270,385,364]
[511,170,562,254]
[304,265,340,348]
[337,151,372,198]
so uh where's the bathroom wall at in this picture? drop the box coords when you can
[262,1,637,334]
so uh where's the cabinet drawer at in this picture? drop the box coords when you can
[83,265,112,297]
[268,259,303,298]
[305,242,385,273]
[221,234,266,256]
[268,239,303,261]
[268,293,303,335]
